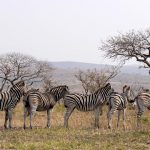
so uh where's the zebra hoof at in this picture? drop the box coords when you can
[108,126,111,129]
[4,126,8,129]
[95,126,99,129]
[46,125,51,128]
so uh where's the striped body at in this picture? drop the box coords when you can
[64,83,113,128]
[64,85,111,111]
[0,81,25,128]
[109,93,128,111]
[26,92,56,111]
[0,92,11,110]
[23,85,69,129]
[136,92,150,112]
[107,85,133,129]
[134,92,150,127]
[64,93,101,111]
[0,83,25,111]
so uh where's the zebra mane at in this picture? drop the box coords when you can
[9,80,25,93]
[94,83,111,95]
[50,85,68,91]
[50,85,69,101]
[13,80,25,87]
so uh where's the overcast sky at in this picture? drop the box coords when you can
[0,0,150,65]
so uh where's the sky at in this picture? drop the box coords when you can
[0,0,150,65]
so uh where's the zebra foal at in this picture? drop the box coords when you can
[107,85,134,129]
[23,85,69,129]
[63,83,113,128]
[0,80,26,128]
[134,92,150,128]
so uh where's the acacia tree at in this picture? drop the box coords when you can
[75,67,119,94]
[100,28,150,70]
[0,52,53,92]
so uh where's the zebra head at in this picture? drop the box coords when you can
[123,85,134,103]
[10,80,26,97]
[96,82,112,104]
[50,85,69,101]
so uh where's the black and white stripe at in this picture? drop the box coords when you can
[107,85,134,129]
[134,92,150,127]
[0,80,25,128]
[63,83,113,128]
[23,85,69,129]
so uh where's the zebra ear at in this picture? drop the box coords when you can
[126,86,130,91]
[105,83,110,87]
[123,85,127,92]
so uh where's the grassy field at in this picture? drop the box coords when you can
[0,103,150,150]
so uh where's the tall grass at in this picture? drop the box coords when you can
[0,102,149,150]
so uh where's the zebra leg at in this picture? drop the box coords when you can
[94,107,100,128]
[64,107,75,128]
[24,107,29,129]
[137,99,144,128]
[30,106,37,129]
[137,109,144,129]
[117,110,121,128]
[122,108,126,130]
[100,105,103,116]
[47,109,51,128]
[4,110,9,129]
[107,109,115,129]
[8,109,13,129]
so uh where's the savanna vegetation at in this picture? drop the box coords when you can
[0,102,149,150]
[0,28,150,150]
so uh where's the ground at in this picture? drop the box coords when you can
[0,103,149,150]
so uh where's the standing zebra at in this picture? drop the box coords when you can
[23,85,69,129]
[63,83,113,128]
[134,92,150,128]
[107,85,134,129]
[0,80,26,128]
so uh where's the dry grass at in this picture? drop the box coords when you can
[0,103,150,150]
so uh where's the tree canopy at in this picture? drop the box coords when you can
[100,28,150,68]
[0,52,53,92]
[75,67,119,94]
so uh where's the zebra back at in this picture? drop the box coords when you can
[136,92,150,110]
[64,83,112,111]
[108,85,134,110]
[23,88,39,107]
[24,85,69,110]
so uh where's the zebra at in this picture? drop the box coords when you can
[107,85,134,130]
[134,92,150,128]
[23,85,69,129]
[0,80,26,128]
[63,83,113,128]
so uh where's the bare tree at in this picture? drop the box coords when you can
[75,66,119,94]
[42,77,57,92]
[0,52,54,92]
[100,28,150,69]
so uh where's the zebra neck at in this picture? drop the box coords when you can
[121,93,128,102]
[94,89,101,95]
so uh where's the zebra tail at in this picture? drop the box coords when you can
[23,95,30,108]
[23,95,31,116]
